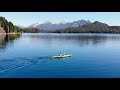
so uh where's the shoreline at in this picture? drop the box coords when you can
[1,32,120,35]
[21,32,120,34]
[0,33,22,34]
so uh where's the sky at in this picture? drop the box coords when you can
[0,12,120,27]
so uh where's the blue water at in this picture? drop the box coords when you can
[0,33,120,78]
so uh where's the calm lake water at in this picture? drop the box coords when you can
[0,33,120,78]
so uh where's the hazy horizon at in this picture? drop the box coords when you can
[0,12,120,27]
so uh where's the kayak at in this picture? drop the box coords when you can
[51,54,72,58]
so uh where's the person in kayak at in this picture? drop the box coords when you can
[59,53,62,56]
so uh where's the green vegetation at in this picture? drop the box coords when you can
[20,28,52,33]
[0,16,21,33]
[20,28,40,33]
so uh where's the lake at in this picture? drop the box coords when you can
[0,33,120,78]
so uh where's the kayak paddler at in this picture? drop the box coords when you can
[59,53,62,56]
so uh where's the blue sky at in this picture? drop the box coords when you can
[0,12,120,26]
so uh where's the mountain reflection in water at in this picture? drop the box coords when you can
[25,33,120,47]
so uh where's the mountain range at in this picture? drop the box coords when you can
[27,20,91,30]
[52,21,120,33]
[18,20,120,33]
[1,16,120,34]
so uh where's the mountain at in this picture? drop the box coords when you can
[28,22,40,28]
[28,20,91,30]
[52,21,120,33]
[19,21,120,33]
[0,16,21,33]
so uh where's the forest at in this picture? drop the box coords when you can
[0,17,21,33]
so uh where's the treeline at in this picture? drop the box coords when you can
[21,28,53,33]
[20,28,40,33]
[0,17,21,33]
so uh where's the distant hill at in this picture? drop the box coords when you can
[20,28,40,33]
[0,17,21,33]
[28,20,91,30]
[52,21,120,33]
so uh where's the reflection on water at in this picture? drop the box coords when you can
[1,33,120,51]
[25,33,120,47]
[0,34,21,51]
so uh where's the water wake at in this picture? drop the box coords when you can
[0,56,51,73]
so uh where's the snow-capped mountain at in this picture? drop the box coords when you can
[27,20,91,30]
[28,22,40,28]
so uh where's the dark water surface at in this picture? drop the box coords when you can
[0,33,120,78]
